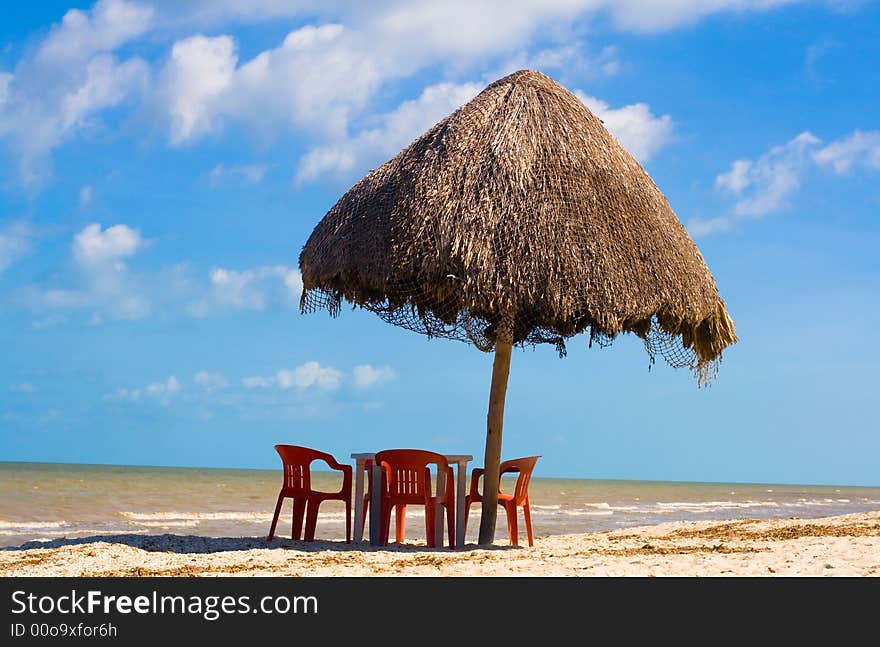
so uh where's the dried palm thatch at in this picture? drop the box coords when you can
[300,69,736,383]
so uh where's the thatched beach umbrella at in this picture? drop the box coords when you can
[299,70,736,546]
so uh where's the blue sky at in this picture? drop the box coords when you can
[1,1,878,485]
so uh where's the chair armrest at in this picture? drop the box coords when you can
[322,455,348,472]
[422,466,455,505]
[338,464,352,495]
[318,455,352,496]
[469,468,485,499]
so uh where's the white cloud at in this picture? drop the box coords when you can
[575,92,674,163]
[114,375,180,405]
[62,55,149,131]
[158,6,669,157]
[691,128,880,236]
[160,25,381,145]
[370,1,587,60]
[194,371,228,390]
[19,228,301,323]
[813,130,880,174]
[296,81,482,183]
[35,0,153,64]
[31,315,68,329]
[146,375,181,396]
[158,0,820,36]
[715,159,753,194]
[601,0,801,32]
[79,185,93,208]
[706,131,821,231]
[0,72,12,104]
[244,362,344,391]
[2,0,842,189]
[0,1,151,186]
[283,269,303,295]
[156,7,617,155]
[242,375,274,389]
[296,148,357,184]
[0,221,33,273]
[2,0,855,193]
[155,0,324,27]
[242,362,392,391]
[73,223,145,267]
[21,223,150,321]
[38,289,91,310]
[729,132,820,216]
[277,362,343,391]
[685,216,736,238]
[10,382,37,393]
[153,0,825,165]
[689,132,819,235]
[2,57,149,182]
[545,44,620,76]
[28,286,151,322]
[208,163,267,186]
[161,34,237,144]
[100,360,383,411]
[352,364,395,389]
[358,1,809,61]
[187,265,302,317]
[496,44,621,82]
[27,257,300,323]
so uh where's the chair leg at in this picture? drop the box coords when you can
[446,501,455,549]
[304,499,320,541]
[267,492,285,541]
[425,503,436,548]
[345,498,352,544]
[524,499,534,547]
[380,501,391,546]
[504,501,518,546]
[361,497,369,542]
[463,500,472,536]
[395,504,406,544]
[291,498,306,541]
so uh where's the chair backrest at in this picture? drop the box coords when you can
[274,444,334,494]
[374,449,449,503]
[500,456,541,504]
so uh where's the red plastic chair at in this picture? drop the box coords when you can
[465,456,540,546]
[374,449,455,548]
[267,444,352,543]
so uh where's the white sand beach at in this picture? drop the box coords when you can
[2,511,878,577]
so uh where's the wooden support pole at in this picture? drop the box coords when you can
[478,315,514,546]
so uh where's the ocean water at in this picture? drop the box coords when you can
[2,461,879,548]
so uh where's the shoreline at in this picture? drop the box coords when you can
[2,510,878,577]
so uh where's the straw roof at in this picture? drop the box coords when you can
[300,69,736,383]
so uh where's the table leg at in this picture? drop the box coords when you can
[456,460,468,549]
[369,464,382,546]
[434,467,446,548]
[352,458,365,543]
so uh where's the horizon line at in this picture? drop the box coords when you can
[1,459,877,490]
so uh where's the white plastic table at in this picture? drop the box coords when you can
[351,452,473,549]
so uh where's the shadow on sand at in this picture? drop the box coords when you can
[2,533,518,555]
